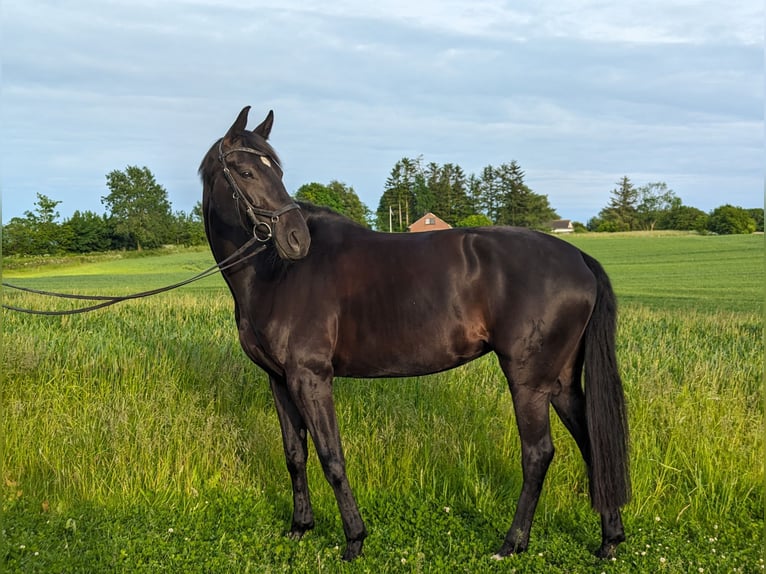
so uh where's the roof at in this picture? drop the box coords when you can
[408,212,452,232]
[548,219,574,233]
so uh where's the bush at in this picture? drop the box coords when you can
[707,205,756,235]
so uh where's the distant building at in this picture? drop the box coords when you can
[548,219,574,234]
[408,212,452,232]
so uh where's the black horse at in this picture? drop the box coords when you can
[199,107,630,561]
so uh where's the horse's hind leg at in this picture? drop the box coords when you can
[550,373,625,557]
[269,376,315,538]
[494,381,555,557]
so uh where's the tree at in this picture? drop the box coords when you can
[455,214,492,227]
[296,182,343,213]
[746,208,764,232]
[636,182,680,231]
[496,162,529,226]
[295,181,371,227]
[476,165,504,224]
[4,193,71,255]
[520,192,559,229]
[376,157,424,231]
[571,221,589,233]
[62,210,113,252]
[707,205,756,235]
[476,162,557,228]
[102,166,173,250]
[657,204,708,232]
[2,217,35,255]
[422,162,473,226]
[593,177,639,232]
[32,193,69,253]
[169,208,206,247]
[467,174,484,219]
[188,201,207,244]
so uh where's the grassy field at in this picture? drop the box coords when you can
[2,232,763,572]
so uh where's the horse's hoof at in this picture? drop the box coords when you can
[287,522,314,540]
[493,536,528,560]
[595,543,619,559]
[341,539,364,561]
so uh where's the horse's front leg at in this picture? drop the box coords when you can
[236,317,316,538]
[286,362,367,561]
[269,376,315,538]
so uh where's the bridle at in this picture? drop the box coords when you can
[217,139,301,242]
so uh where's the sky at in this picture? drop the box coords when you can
[1,0,762,225]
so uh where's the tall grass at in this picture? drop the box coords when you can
[2,235,763,572]
[3,296,761,517]
[4,293,261,501]
[618,307,761,522]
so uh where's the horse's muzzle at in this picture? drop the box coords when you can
[274,211,311,260]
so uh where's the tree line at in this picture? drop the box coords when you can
[587,176,762,235]
[374,157,557,231]
[2,162,762,257]
[2,166,206,256]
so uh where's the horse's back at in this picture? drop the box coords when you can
[307,224,597,378]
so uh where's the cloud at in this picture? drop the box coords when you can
[1,0,761,225]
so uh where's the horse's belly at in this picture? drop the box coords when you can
[333,323,489,378]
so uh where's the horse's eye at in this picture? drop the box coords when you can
[240,170,254,179]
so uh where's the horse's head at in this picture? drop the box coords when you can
[201,106,311,261]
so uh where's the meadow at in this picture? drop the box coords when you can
[2,232,763,573]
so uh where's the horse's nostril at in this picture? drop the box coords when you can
[287,230,300,252]
[286,227,310,257]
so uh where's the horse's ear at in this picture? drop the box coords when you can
[224,106,251,142]
[252,110,274,140]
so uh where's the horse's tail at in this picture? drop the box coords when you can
[580,251,631,513]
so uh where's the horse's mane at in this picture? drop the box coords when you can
[198,140,218,188]
[295,201,366,230]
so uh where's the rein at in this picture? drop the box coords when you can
[3,139,302,316]
[2,237,267,316]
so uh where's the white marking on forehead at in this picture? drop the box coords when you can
[260,156,272,168]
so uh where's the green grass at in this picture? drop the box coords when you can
[2,233,763,572]
[2,245,224,297]
[564,232,763,313]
